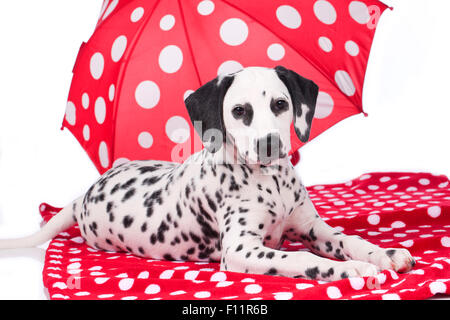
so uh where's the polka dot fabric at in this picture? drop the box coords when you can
[41,172,450,300]
[63,0,390,174]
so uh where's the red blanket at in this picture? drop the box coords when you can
[41,172,450,300]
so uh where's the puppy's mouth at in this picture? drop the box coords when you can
[241,150,287,166]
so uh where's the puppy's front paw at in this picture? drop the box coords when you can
[370,248,415,273]
[337,260,379,279]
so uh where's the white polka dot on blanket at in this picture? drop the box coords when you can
[118,278,134,291]
[273,292,293,300]
[429,281,447,295]
[244,284,262,294]
[210,272,227,282]
[441,237,450,248]
[326,286,342,299]
[184,270,199,280]
[170,290,186,296]
[382,293,400,300]
[137,271,149,279]
[391,221,406,229]
[296,283,314,290]
[194,291,211,298]
[399,240,414,248]
[427,206,441,218]
[94,277,110,285]
[159,269,174,279]
[367,214,380,225]
[419,178,431,186]
[349,277,365,290]
[145,284,161,295]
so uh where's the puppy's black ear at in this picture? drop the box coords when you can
[275,66,319,143]
[185,75,235,152]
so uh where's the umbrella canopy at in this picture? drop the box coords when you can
[63,0,390,174]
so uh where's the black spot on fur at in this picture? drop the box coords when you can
[122,188,136,202]
[334,248,345,260]
[163,253,175,261]
[206,194,217,212]
[106,201,114,213]
[305,267,320,280]
[190,232,201,243]
[386,249,396,257]
[138,166,158,174]
[121,178,137,189]
[157,221,169,243]
[142,176,162,186]
[176,203,183,218]
[265,268,277,275]
[122,215,134,228]
[321,268,334,278]
[309,228,317,242]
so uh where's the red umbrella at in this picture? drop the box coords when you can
[63,0,390,173]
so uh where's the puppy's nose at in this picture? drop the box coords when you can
[255,133,283,163]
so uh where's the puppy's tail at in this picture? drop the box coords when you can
[0,197,82,249]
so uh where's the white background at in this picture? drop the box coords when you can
[0,1,449,299]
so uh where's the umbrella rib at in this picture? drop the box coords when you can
[219,0,363,114]
[110,0,163,164]
[177,0,202,86]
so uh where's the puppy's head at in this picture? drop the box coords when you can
[185,66,318,165]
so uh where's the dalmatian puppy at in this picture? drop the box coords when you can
[0,66,415,281]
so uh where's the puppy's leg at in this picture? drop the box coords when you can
[220,234,378,281]
[284,196,415,273]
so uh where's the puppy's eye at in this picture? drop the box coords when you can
[232,105,245,117]
[275,99,288,110]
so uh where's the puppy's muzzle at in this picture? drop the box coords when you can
[255,133,285,164]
